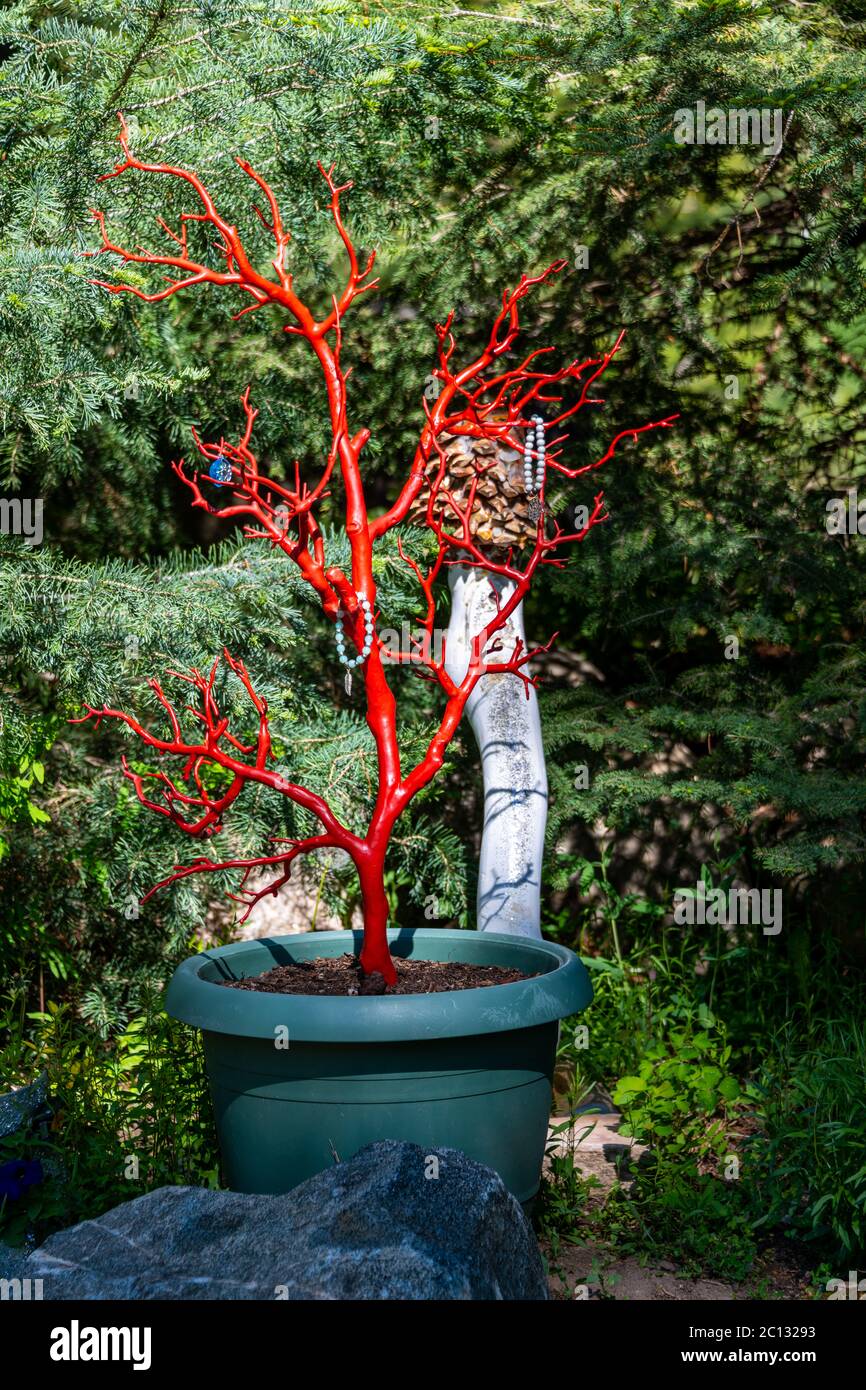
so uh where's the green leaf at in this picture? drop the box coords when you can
[613,1075,647,1098]
[718,1077,741,1102]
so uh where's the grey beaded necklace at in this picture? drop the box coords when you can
[335,594,374,694]
[524,414,546,520]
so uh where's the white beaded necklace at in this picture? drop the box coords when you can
[335,594,374,695]
[524,414,546,519]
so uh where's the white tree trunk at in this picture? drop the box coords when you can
[445,565,547,937]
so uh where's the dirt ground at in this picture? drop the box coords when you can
[542,1094,814,1302]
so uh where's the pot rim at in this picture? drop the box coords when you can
[164,928,591,1044]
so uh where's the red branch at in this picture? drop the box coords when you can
[79,114,677,983]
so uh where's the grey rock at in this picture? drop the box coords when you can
[30,1141,547,1300]
[0,1242,35,1286]
[0,1071,49,1140]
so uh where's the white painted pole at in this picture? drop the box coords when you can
[445,564,547,937]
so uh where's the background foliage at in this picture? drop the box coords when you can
[1,0,864,1278]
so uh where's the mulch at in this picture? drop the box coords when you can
[218,952,536,997]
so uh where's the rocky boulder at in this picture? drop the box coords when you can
[22,1140,547,1300]
[0,1072,50,1140]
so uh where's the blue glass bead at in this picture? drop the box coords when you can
[208,454,233,484]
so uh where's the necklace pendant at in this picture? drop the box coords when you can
[528,496,543,522]
[344,669,352,696]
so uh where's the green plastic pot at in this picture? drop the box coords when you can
[165,928,592,1205]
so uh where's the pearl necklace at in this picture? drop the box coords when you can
[335,595,374,694]
[524,414,545,519]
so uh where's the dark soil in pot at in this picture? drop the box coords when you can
[217,952,537,997]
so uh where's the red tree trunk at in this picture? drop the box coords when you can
[357,850,395,983]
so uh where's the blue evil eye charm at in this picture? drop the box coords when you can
[208,454,232,484]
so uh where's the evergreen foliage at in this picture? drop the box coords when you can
[1,0,864,1023]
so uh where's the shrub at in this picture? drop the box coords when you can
[0,996,218,1247]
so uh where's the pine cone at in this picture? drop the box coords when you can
[406,429,543,556]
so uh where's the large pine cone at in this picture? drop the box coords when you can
[405,430,542,556]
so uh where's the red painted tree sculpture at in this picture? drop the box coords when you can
[77,116,677,985]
